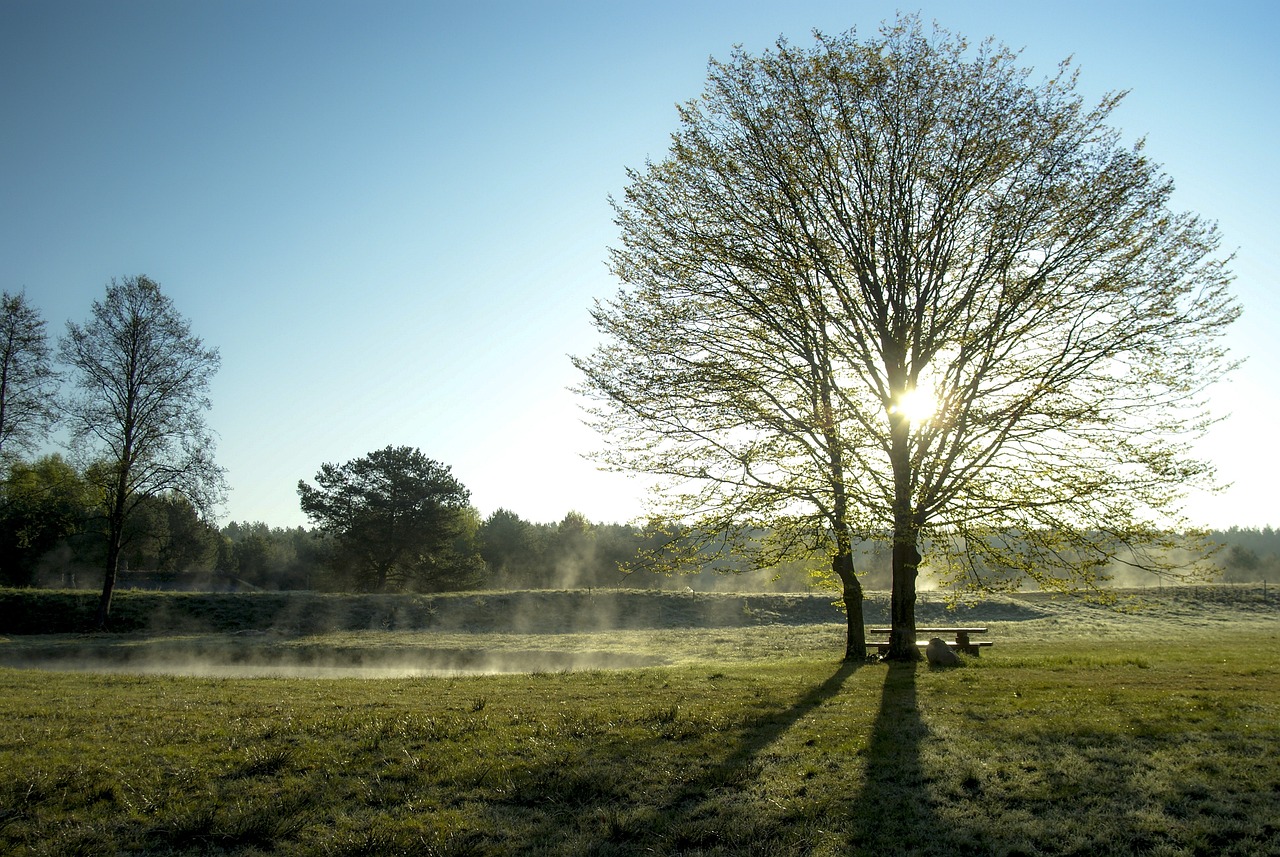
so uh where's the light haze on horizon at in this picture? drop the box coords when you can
[3,0,1276,530]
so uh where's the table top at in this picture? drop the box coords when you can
[867,627,988,634]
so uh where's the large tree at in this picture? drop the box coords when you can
[0,291,59,460]
[298,445,477,592]
[574,18,1239,660]
[60,275,225,629]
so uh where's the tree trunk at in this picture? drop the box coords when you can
[834,547,866,660]
[886,397,921,661]
[819,367,865,661]
[886,523,921,660]
[95,515,124,631]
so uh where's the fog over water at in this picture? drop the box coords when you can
[2,649,665,679]
[0,590,848,678]
[4,586,1274,679]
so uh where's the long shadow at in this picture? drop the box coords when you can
[685,658,862,788]
[496,659,864,853]
[846,661,946,853]
[649,658,865,851]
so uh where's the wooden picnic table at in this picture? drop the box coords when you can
[867,626,993,656]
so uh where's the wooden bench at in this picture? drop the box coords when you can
[867,627,993,657]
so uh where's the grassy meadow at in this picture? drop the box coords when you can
[0,587,1277,856]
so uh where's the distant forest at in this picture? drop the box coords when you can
[2,452,1276,593]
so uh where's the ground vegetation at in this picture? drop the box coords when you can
[0,588,1275,856]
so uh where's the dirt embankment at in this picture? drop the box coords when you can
[2,585,1274,636]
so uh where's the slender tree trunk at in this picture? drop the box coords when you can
[96,545,118,631]
[0,354,10,460]
[817,350,866,661]
[372,558,394,593]
[826,455,865,660]
[95,506,126,631]
[834,546,866,660]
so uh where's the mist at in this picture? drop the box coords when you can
[0,645,665,680]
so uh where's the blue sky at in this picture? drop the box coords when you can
[3,0,1276,530]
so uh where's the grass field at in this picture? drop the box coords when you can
[0,587,1277,856]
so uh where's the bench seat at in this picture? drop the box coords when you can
[866,639,994,656]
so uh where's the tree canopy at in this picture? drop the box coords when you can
[0,454,94,587]
[574,17,1239,659]
[297,445,478,593]
[59,275,225,628]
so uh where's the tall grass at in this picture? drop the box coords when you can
[1,628,1277,855]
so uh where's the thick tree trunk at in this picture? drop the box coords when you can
[886,523,921,660]
[886,395,921,661]
[834,548,866,661]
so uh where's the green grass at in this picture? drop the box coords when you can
[1,626,1277,856]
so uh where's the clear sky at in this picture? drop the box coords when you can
[3,0,1276,530]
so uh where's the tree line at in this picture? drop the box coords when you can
[0,279,822,605]
[1214,527,1280,583]
[4,445,1273,594]
[0,450,832,593]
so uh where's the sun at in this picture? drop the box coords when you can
[892,387,938,423]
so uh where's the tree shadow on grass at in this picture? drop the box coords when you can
[641,658,867,854]
[439,659,969,856]
[494,659,864,855]
[845,660,948,855]
[693,658,863,784]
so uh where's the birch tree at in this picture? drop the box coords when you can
[60,275,225,629]
[573,18,1239,659]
